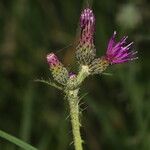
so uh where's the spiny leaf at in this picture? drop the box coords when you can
[34,78,63,90]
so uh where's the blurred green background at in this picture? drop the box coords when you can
[0,0,150,149]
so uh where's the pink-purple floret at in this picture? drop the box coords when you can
[105,31,138,64]
[80,8,95,28]
[69,72,76,79]
[79,8,95,45]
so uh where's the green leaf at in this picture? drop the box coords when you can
[34,78,63,90]
[0,129,38,150]
[102,72,113,76]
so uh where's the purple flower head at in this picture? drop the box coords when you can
[105,31,138,64]
[76,8,96,65]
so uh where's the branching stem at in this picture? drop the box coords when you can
[66,65,90,90]
[66,65,90,150]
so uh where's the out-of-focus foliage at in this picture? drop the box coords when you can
[0,0,150,150]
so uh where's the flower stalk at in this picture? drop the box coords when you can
[67,89,83,150]
[65,67,90,150]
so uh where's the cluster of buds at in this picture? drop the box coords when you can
[46,8,138,88]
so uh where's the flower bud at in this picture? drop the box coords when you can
[76,8,96,65]
[46,53,69,85]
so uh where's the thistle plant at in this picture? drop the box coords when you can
[44,8,138,150]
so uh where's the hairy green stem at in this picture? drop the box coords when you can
[65,65,90,150]
[68,89,83,150]
[76,65,90,86]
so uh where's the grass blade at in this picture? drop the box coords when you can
[20,85,34,142]
[0,129,38,150]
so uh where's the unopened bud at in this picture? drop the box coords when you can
[76,8,96,65]
[46,53,69,85]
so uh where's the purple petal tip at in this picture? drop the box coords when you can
[69,72,76,79]
[80,8,95,28]
[46,53,59,67]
